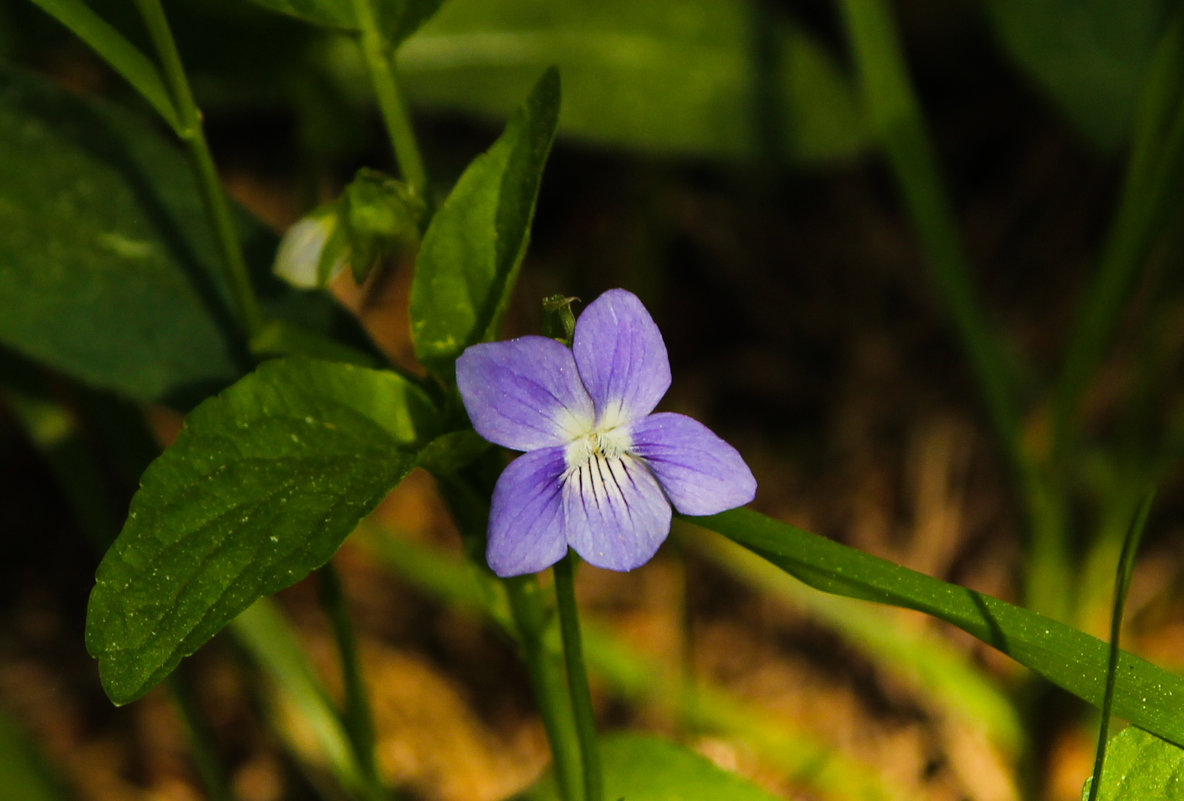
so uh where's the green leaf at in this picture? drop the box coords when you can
[982,0,1175,150]
[243,0,443,46]
[85,356,438,705]
[1082,728,1184,800]
[693,508,1184,749]
[409,67,559,376]
[26,0,181,131]
[0,67,376,409]
[394,0,866,163]
[522,733,782,801]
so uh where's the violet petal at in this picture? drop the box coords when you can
[457,336,595,451]
[562,453,672,571]
[572,289,671,426]
[630,412,756,516]
[487,447,570,576]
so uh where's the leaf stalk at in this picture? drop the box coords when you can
[132,0,265,340]
[349,0,431,206]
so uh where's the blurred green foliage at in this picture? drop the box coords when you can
[0,710,68,801]
[983,0,1175,150]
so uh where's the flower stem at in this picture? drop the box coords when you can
[349,0,430,204]
[504,575,584,801]
[131,0,264,340]
[318,561,388,801]
[552,555,603,801]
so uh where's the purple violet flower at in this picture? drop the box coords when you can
[456,289,756,576]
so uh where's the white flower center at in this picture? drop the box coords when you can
[564,426,633,470]
[563,426,637,512]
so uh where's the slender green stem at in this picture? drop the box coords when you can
[168,670,235,801]
[349,0,430,203]
[553,555,602,801]
[131,0,264,339]
[435,474,582,800]
[504,575,583,801]
[1087,489,1156,801]
[318,561,387,801]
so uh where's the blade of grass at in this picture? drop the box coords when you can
[168,669,236,801]
[690,508,1184,750]
[317,562,388,801]
[1050,13,1184,468]
[1085,489,1156,801]
[835,0,1021,459]
[230,599,371,799]
[834,0,1068,621]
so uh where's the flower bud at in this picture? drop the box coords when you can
[541,294,579,344]
[341,168,425,283]
[272,202,348,289]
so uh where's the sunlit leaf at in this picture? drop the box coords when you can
[394,0,866,163]
[1082,727,1184,800]
[694,508,1184,749]
[409,67,559,376]
[85,357,438,704]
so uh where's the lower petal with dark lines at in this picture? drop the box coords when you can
[562,453,671,571]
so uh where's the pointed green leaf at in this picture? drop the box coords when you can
[0,67,377,409]
[693,508,1184,749]
[522,733,781,801]
[243,0,444,46]
[395,0,866,163]
[85,356,438,704]
[410,67,559,376]
[1082,728,1184,800]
